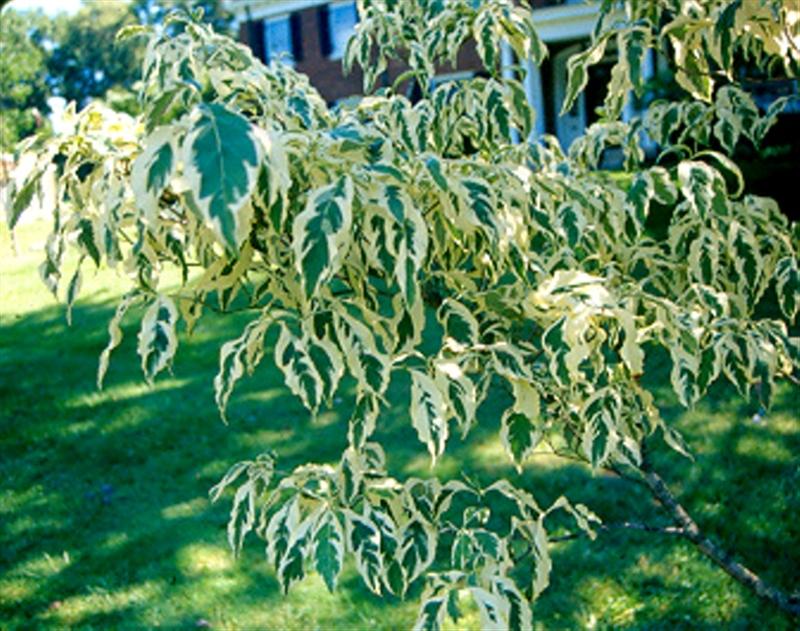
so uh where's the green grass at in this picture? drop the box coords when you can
[1,220,798,630]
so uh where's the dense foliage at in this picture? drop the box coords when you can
[0,8,51,151]
[8,0,800,626]
[0,0,230,148]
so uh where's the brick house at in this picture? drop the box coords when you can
[223,1,649,150]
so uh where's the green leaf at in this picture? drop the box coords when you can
[668,24,713,101]
[65,265,82,326]
[292,176,353,298]
[775,256,800,321]
[182,103,262,250]
[410,370,449,464]
[670,347,699,407]
[580,389,621,468]
[494,576,532,631]
[77,218,101,267]
[346,510,383,595]
[267,499,300,571]
[334,310,390,397]
[132,125,177,224]
[678,161,728,219]
[214,315,273,418]
[313,510,345,593]
[424,155,449,192]
[562,34,610,115]
[8,169,41,230]
[413,595,448,631]
[688,231,720,286]
[381,184,428,306]
[461,178,497,237]
[469,586,506,629]
[399,518,436,585]
[137,296,179,385]
[274,324,324,413]
[501,410,539,472]
[98,292,142,389]
[438,299,480,345]
[729,221,764,298]
[557,203,585,247]
[500,379,541,470]
[435,360,478,437]
[348,392,380,449]
[277,516,312,594]
[474,10,498,73]
[714,0,741,71]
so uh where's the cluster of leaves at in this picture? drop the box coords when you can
[7,1,799,627]
[210,445,599,631]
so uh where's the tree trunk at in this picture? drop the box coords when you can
[640,461,800,618]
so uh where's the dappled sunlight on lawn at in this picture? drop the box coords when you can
[1,220,798,629]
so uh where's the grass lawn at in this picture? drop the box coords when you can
[1,220,798,630]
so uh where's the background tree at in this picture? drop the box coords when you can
[131,0,231,35]
[45,2,143,109]
[0,8,51,151]
[8,1,800,628]
[0,0,231,147]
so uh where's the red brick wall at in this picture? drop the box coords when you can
[239,4,488,104]
[292,7,364,104]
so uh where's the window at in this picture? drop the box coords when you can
[264,16,294,66]
[326,2,358,59]
[429,71,475,91]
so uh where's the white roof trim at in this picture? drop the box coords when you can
[225,0,328,26]
[532,3,600,43]
[226,1,600,43]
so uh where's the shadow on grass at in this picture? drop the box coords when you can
[0,298,797,629]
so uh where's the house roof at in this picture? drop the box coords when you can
[224,0,601,43]
[223,0,331,24]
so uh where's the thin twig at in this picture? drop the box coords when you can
[640,458,800,618]
[549,521,685,543]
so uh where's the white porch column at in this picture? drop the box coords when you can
[524,58,546,140]
[501,42,521,144]
[623,48,655,122]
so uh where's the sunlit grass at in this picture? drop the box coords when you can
[1,220,798,629]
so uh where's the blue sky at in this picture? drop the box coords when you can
[9,0,93,15]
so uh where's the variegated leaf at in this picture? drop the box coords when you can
[131,125,178,224]
[182,103,262,250]
[410,370,449,464]
[292,176,354,298]
[313,509,345,593]
[137,296,179,384]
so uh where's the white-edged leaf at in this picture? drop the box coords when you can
[410,370,449,465]
[137,295,179,384]
[131,125,178,224]
[500,380,542,471]
[313,509,345,593]
[98,291,142,389]
[775,256,800,321]
[292,176,353,298]
[274,323,324,413]
[182,103,262,250]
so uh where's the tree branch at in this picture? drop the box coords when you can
[640,461,800,618]
[549,521,685,543]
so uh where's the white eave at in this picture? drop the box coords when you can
[224,0,329,26]
[225,0,601,43]
[533,3,600,43]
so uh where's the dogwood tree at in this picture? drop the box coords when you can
[8,0,800,625]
